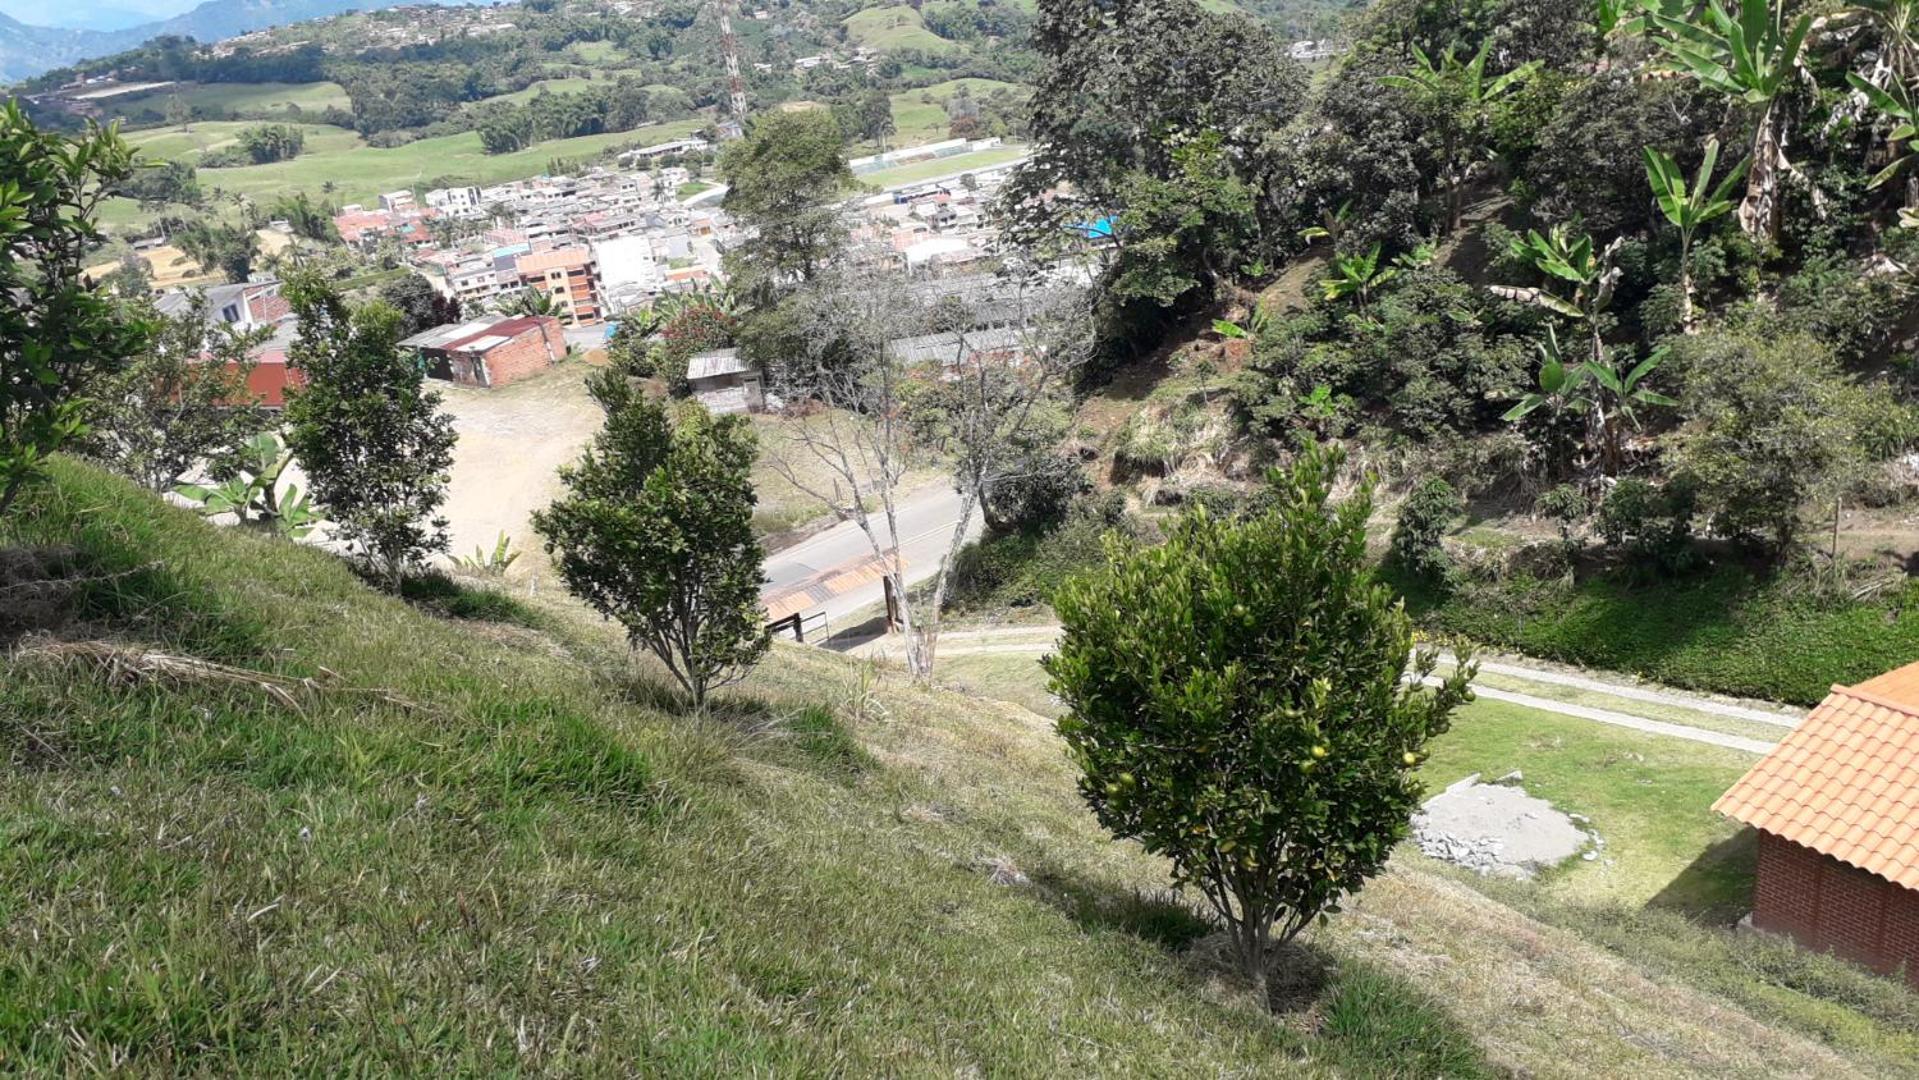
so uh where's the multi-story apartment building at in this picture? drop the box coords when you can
[514,247,603,325]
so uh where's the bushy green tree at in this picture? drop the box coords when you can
[378,274,462,338]
[1109,134,1257,308]
[1670,328,1890,552]
[1045,444,1475,987]
[534,372,769,709]
[237,123,305,164]
[1390,475,1463,581]
[283,274,458,588]
[0,103,145,518]
[718,110,856,309]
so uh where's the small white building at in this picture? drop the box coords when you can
[686,348,765,415]
[379,190,417,212]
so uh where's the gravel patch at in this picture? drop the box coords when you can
[1412,773,1597,879]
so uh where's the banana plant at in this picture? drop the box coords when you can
[1298,198,1351,245]
[1503,329,1676,475]
[1490,224,1624,369]
[457,531,521,576]
[1380,43,1538,232]
[175,432,324,539]
[1321,243,1399,309]
[1502,326,1590,420]
[1643,137,1749,331]
[1847,72,1919,191]
[1648,0,1812,241]
[1584,347,1679,476]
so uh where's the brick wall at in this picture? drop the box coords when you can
[475,319,562,388]
[1753,830,1919,986]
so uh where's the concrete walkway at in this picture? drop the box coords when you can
[879,626,1785,755]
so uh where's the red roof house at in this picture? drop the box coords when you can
[1714,662,1919,985]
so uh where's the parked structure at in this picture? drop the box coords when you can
[514,247,604,325]
[1715,662,1919,987]
[398,314,566,388]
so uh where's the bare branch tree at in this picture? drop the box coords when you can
[767,267,1093,680]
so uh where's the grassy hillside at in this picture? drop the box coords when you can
[844,5,960,54]
[101,118,703,232]
[104,80,353,118]
[2,460,1912,1074]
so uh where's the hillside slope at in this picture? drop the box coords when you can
[0,461,1901,1075]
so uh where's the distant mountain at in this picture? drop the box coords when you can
[1,0,485,82]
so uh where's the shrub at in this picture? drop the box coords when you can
[1595,477,1697,573]
[533,372,768,710]
[1233,265,1532,445]
[1669,329,1890,553]
[1046,444,1474,987]
[1390,477,1462,581]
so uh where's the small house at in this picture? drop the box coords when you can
[1714,662,1919,986]
[685,348,764,415]
[399,315,565,389]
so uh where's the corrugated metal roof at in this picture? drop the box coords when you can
[1714,665,1919,890]
[686,348,748,381]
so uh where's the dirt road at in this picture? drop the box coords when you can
[437,363,601,572]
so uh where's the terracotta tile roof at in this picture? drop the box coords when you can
[1713,663,1919,890]
[515,248,592,275]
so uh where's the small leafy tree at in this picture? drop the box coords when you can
[1643,137,1749,331]
[0,103,145,517]
[1391,476,1463,581]
[89,294,273,492]
[534,372,769,709]
[1379,42,1537,232]
[1045,444,1475,988]
[283,274,458,589]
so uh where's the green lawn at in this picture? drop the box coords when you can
[108,81,352,120]
[102,118,704,234]
[844,5,960,54]
[568,40,628,64]
[483,76,601,106]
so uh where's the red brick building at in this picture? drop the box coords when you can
[398,314,565,388]
[1715,664,1919,986]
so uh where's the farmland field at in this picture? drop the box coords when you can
[886,78,1023,146]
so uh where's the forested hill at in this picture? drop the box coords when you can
[0,0,497,82]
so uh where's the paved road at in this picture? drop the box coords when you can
[895,626,1788,755]
[760,484,979,631]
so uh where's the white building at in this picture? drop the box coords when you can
[425,185,485,219]
[379,190,417,212]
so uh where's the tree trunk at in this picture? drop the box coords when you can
[1677,237,1695,334]
[1738,102,1784,241]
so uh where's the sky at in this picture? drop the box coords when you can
[2,0,201,31]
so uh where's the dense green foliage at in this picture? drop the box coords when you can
[282,273,458,587]
[534,372,769,709]
[0,103,144,518]
[1401,566,1919,707]
[1047,446,1474,982]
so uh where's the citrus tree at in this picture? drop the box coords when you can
[1045,443,1476,989]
